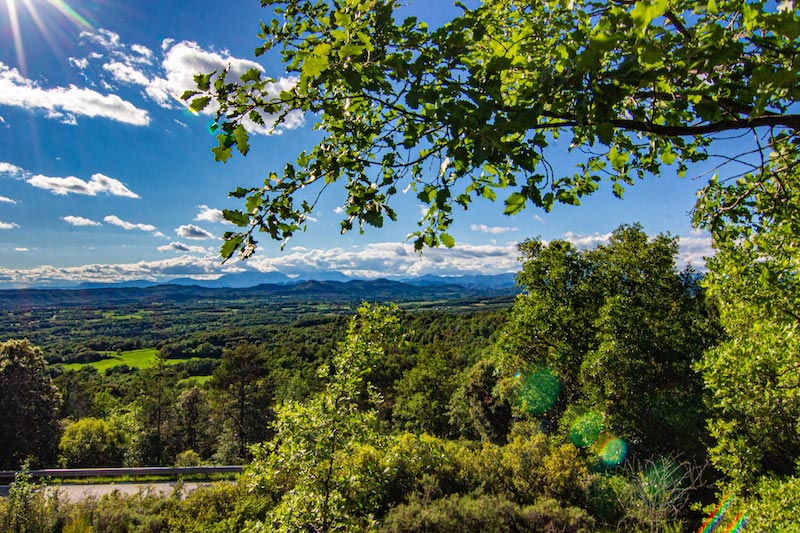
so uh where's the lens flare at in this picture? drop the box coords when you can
[596,435,627,466]
[4,0,95,73]
[517,367,560,415]
[46,0,92,29]
[569,411,603,447]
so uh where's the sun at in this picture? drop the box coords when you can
[4,0,94,72]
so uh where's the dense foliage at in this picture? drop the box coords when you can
[186,0,799,256]
[498,224,719,461]
[0,340,61,469]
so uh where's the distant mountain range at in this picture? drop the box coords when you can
[0,275,519,311]
[4,271,518,291]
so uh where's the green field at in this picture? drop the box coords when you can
[178,375,213,386]
[62,348,192,372]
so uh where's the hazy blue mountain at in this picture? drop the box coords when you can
[0,270,518,292]
[400,273,517,289]
[0,278,518,312]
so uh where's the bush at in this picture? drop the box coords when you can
[59,417,125,467]
[175,449,202,467]
[746,475,800,531]
[462,429,593,507]
[380,493,595,532]
[0,468,70,533]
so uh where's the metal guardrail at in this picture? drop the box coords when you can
[0,466,243,481]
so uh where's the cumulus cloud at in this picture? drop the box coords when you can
[176,224,215,240]
[333,206,345,215]
[678,229,713,270]
[63,215,102,227]
[194,205,228,224]
[158,241,208,253]
[27,172,140,198]
[248,241,521,279]
[68,57,89,69]
[0,254,245,287]
[104,215,157,232]
[130,44,154,62]
[73,30,303,134]
[563,231,613,249]
[103,62,149,85]
[563,229,711,269]
[0,162,24,176]
[0,62,149,125]
[0,221,19,229]
[0,196,17,204]
[470,224,519,234]
[80,28,122,50]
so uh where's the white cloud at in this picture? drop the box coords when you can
[678,230,713,270]
[195,205,228,224]
[68,57,89,69]
[104,215,157,232]
[563,229,711,269]
[0,196,17,204]
[150,40,303,133]
[158,241,208,253]
[63,215,102,227]
[0,162,23,176]
[563,231,613,249]
[333,206,345,215]
[176,224,215,240]
[248,241,521,279]
[79,29,121,51]
[0,254,244,287]
[470,224,519,234]
[27,172,140,198]
[130,44,154,62]
[15,248,28,252]
[73,29,303,134]
[0,62,150,126]
[0,221,19,229]
[103,61,149,86]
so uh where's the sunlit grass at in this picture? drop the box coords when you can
[62,348,185,372]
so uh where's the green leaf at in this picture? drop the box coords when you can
[660,146,676,166]
[504,192,527,215]
[303,49,330,78]
[193,72,212,91]
[220,234,243,259]
[440,233,455,247]
[608,146,629,171]
[212,145,233,163]
[189,96,211,112]
[222,209,249,227]
[233,125,250,156]
[240,68,262,83]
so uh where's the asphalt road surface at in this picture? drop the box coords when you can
[1,481,223,501]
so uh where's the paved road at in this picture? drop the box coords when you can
[1,481,224,502]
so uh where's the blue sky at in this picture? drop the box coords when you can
[0,0,712,287]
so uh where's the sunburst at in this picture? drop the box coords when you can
[4,0,94,72]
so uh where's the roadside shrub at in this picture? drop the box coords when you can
[161,481,272,533]
[174,449,202,467]
[59,417,125,467]
[379,493,594,532]
[0,468,70,533]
